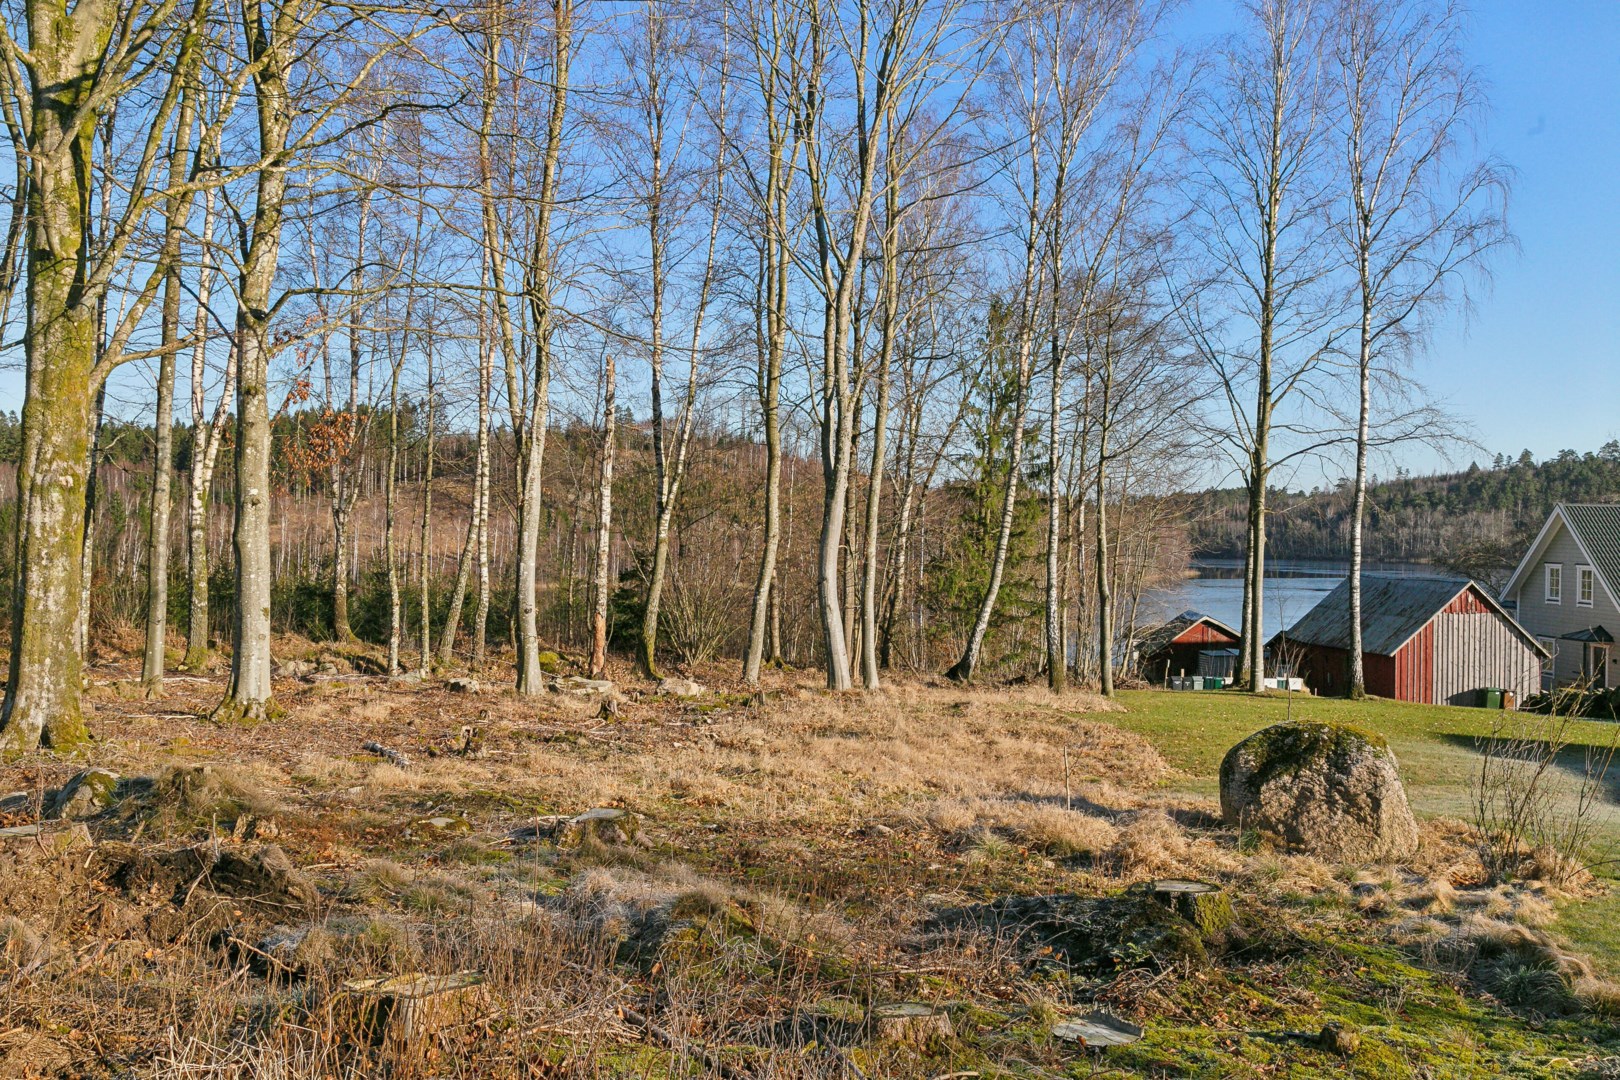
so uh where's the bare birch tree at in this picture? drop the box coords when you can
[1333,0,1506,696]
[738,0,801,686]
[141,41,206,696]
[1183,0,1339,693]
[588,351,614,676]
[794,0,961,691]
[512,0,575,695]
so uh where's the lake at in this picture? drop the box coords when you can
[1142,558,1439,639]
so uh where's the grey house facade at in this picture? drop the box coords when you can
[1502,504,1620,690]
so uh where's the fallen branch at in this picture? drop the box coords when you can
[226,934,296,975]
[619,1005,753,1080]
[362,741,412,768]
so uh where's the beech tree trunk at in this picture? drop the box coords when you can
[142,76,199,696]
[217,0,294,723]
[0,20,116,749]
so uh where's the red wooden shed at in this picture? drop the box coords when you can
[1268,575,1548,705]
[1136,611,1241,683]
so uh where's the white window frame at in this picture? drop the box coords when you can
[1545,562,1562,604]
[1577,564,1595,607]
[1539,637,1558,690]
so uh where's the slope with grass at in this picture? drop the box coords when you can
[1113,688,1620,977]
[0,665,1617,1077]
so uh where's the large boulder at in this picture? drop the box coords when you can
[1219,721,1418,862]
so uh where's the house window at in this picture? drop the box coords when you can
[1545,563,1562,603]
[1577,565,1595,607]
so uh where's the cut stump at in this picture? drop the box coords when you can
[559,807,640,848]
[1133,879,1234,938]
[868,1002,953,1047]
[337,970,488,1057]
[1052,1011,1144,1048]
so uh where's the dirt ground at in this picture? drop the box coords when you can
[2,644,1618,1078]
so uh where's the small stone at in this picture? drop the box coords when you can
[411,815,472,837]
[657,677,706,698]
[537,650,563,674]
[47,768,121,820]
[447,677,481,694]
[275,659,318,679]
[555,676,617,696]
[1052,1012,1144,1048]
[1318,1021,1360,1057]
[48,823,93,854]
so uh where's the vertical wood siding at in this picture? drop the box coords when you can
[1430,611,1542,705]
[1177,622,1239,645]
[1301,584,1542,704]
[1393,623,1435,703]
[1365,652,1396,698]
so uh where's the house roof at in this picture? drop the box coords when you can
[1503,503,1620,610]
[1271,574,1548,658]
[1562,504,1620,602]
[1135,611,1239,655]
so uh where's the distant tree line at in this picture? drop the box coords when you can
[1186,442,1620,589]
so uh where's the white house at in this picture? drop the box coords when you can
[1501,503,1620,690]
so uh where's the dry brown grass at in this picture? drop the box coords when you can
[5,661,1616,1076]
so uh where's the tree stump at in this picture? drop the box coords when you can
[336,970,489,1059]
[1134,879,1234,937]
[558,807,640,848]
[868,1002,953,1047]
[1318,1021,1360,1057]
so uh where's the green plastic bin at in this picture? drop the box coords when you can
[1480,687,1503,710]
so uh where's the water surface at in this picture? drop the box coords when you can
[1142,558,1437,640]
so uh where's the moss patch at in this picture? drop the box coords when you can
[1222,720,1388,798]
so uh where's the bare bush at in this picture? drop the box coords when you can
[1471,694,1618,887]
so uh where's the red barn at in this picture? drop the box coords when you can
[1269,575,1548,705]
[1136,611,1241,683]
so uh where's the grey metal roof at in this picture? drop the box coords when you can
[1561,503,1620,602]
[1276,574,1479,656]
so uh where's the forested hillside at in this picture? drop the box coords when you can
[1187,442,1620,585]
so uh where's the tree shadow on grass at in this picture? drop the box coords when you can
[1435,730,1620,805]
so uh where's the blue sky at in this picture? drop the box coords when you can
[1418,1,1620,468]
[1179,0,1620,475]
[5,1,1615,482]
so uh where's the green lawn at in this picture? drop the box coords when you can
[1112,688,1619,815]
[1111,688,1620,970]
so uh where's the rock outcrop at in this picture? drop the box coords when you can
[47,769,121,820]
